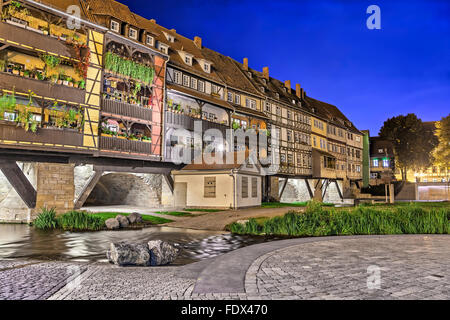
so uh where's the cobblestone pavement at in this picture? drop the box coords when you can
[245,236,450,300]
[1,235,449,300]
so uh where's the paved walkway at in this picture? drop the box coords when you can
[1,235,449,300]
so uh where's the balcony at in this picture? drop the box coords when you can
[0,21,76,58]
[99,135,156,157]
[102,98,153,122]
[0,72,85,104]
[0,121,83,148]
[165,111,229,134]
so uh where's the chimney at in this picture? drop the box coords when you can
[302,90,306,99]
[263,67,269,80]
[150,19,156,23]
[284,80,291,93]
[296,84,301,98]
[243,58,248,71]
[194,36,202,48]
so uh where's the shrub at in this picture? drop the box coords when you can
[57,211,104,231]
[34,208,58,230]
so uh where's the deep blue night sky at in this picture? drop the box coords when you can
[121,0,450,135]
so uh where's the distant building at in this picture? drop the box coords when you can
[369,137,396,185]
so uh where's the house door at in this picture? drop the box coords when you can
[174,182,187,208]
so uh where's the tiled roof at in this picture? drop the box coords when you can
[87,0,138,26]
[304,96,362,134]
[369,137,395,157]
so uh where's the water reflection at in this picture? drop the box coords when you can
[0,224,276,265]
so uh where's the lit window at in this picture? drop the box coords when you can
[111,20,120,32]
[129,28,138,40]
[373,159,379,167]
[383,159,389,168]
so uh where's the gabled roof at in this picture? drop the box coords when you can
[304,96,362,134]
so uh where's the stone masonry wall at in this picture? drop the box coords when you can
[35,163,75,218]
[0,162,36,223]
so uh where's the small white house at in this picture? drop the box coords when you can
[172,152,263,209]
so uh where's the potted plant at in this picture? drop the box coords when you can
[51,74,58,83]
[12,65,20,75]
[77,79,85,90]
[23,69,30,78]
[142,136,152,143]
[0,60,6,73]
[67,76,73,87]
[117,132,127,140]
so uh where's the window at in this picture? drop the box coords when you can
[203,63,210,73]
[129,28,138,40]
[251,178,258,198]
[146,35,154,46]
[383,159,389,168]
[185,56,192,65]
[183,74,190,87]
[378,148,384,154]
[242,177,248,198]
[287,130,292,142]
[245,98,256,109]
[356,150,361,159]
[227,92,233,102]
[356,136,361,142]
[235,94,241,105]
[158,43,169,54]
[198,80,205,92]
[280,154,286,164]
[356,165,361,173]
[288,154,293,164]
[173,71,182,84]
[204,177,216,198]
[110,20,120,32]
[313,136,317,147]
[276,107,281,116]
[265,101,271,112]
[190,78,197,90]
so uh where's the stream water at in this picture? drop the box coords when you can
[0,224,279,265]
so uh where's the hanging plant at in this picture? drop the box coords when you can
[72,42,90,80]
[104,51,154,85]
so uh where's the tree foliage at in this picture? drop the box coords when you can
[379,114,438,180]
[433,114,450,169]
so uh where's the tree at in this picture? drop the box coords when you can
[379,114,438,181]
[433,114,450,171]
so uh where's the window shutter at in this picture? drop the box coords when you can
[252,178,258,198]
[242,177,248,198]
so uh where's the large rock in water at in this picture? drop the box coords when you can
[116,215,130,228]
[128,212,143,224]
[106,242,150,266]
[148,240,180,266]
[105,218,120,230]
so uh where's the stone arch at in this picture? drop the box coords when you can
[84,173,162,207]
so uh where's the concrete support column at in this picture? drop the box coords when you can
[389,183,395,204]
[313,179,324,202]
[35,163,75,218]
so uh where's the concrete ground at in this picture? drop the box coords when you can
[1,235,449,300]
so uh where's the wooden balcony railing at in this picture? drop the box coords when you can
[101,98,153,122]
[0,121,83,147]
[0,21,76,58]
[99,136,155,155]
[0,72,85,104]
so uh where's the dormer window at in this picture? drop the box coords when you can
[163,32,175,43]
[185,56,192,65]
[262,79,267,85]
[129,28,138,40]
[158,42,169,54]
[203,62,210,73]
[146,35,154,46]
[247,72,252,78]
[275,93,280,99]
[179,51,194,66]
[260,86,265,93]
[111,20,120,33]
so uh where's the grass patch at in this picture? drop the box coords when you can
[155,211,192,217]
[33,210,172,231]
[230,201,450,237]
[184,208,223,213]
[90,212,172,224]
[261,202,335,208]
